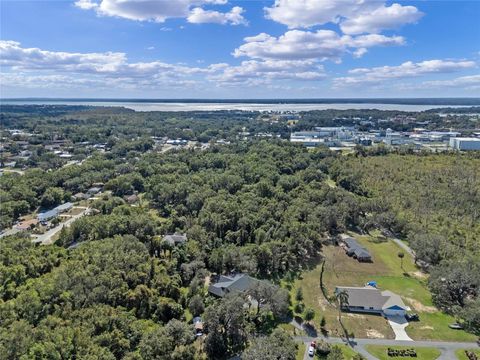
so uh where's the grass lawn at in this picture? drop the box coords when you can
[456,349,480,360]
[296,342,306,360]
[287,231,477,341]
[316,344,360,359]
[279,322,306,337]
[365,345,441,360]
[68,207,86,215]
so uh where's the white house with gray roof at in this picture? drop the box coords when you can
[335,286,407,317]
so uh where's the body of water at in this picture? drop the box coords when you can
[2,99,478,112]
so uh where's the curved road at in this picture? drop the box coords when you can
[297,335,479,360]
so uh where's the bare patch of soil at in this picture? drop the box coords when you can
[406,297,437,313]
[366,329,386,338]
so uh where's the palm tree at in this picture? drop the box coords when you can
[398,251,405,272]
[335,290,349,323]
[335,290,349,341]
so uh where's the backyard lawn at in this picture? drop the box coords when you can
[365,345,441,360]
[287,232,477,341]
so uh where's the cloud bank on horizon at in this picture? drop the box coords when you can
[0,0,479,98]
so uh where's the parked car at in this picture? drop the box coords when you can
[448,323,464,330]
[193,316,203,337]
[405,313,419,321]
[307,341,316,357]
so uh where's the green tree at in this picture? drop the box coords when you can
[327,346,344,360]
[304,308,315,323]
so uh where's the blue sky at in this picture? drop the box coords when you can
[1,0,479,98]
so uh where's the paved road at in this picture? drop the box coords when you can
[0,227,21,239]
[390,237,415,258]
[297,334,479,360]
[32,208,90,245]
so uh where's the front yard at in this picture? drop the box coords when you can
[286,232,477,342]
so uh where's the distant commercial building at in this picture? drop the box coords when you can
[449,137,480,151]
[290,131,325,147]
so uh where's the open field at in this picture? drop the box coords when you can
[455,349,480,360]
[288,232,477,341]
[365,345,441,360]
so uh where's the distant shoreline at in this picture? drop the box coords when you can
[2,97,480,106]
[2,99,479,112]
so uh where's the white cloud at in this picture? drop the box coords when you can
[0,40,325,92]
[0,40,209,77]
[419,75,480,89]
[210,59,326,85]
[265,0,374,29]
[74,0,98,10]
[264,0,423,34]
[187,6,246,25]
[333,59,477,86]
[233,30,404,62]
[0,40,127,73]
[340,3,423,35]
[74,0,246,25]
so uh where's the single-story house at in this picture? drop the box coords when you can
[38,209,58,222]
[341,236,372,262]
[208,273,260,298]
[87,187,102,196]
[56,202,73,213]
[335,286,407,317]
[72,192,88,201]
[163,233,187,246]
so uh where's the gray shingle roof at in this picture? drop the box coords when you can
[343,237,371,259]
[208,274,259,297]
[335,286,406,310]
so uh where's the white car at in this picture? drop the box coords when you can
[307,345,315,357]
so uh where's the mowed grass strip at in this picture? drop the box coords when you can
[365,345,441,360]
[455,349,480,360]
[295,342,306,360]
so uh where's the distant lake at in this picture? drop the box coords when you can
[2,99,479,112]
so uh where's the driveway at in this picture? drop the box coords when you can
[387,315,413,341]
[32,208,90,245]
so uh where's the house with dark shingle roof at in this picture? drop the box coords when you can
[335,286,407,317]
[341,236,372,262]
[208,273,260,298]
